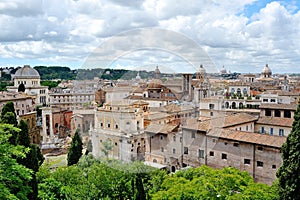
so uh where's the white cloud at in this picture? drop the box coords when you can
[0,0,299,73]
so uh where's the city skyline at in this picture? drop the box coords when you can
[0,0,300,73]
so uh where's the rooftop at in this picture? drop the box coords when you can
[207,128,286,148]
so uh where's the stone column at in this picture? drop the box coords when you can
[42,112,47,143]
[49,113,54,138]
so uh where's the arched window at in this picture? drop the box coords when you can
[232,102,236,109]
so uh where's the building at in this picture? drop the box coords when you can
[0,91,35,116]
[91,100,148,161]
[255,103,296,136]
[7,65,49,106]
[20,111,41,144]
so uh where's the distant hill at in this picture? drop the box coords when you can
[33,66,179,80]
[34,66,77,80]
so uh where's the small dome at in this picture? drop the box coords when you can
[197,64,206,74]
[220,66,227,74]
[136,72,141,80]
[154,66,160,74]
[262,64,272,75]
[14,65,40,78]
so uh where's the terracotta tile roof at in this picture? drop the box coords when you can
[259,103,297,110]
[256,116,293,127]
[144,112,170,120]
[145,123,177,134]
[207,128,286,148]
[183,118,211,132]
[183,113,258,131]
[221,113,258,127]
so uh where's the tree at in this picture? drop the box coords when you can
[1,102,17,127]
[17,119,30,147]
[152,165,278,199]
[0,124,33,199]
[16,119,44,200]
[1,102,16,117]
[277,101,300,200]
[67,130,83,166]
[101,139,113,158]
[18,83,25,92]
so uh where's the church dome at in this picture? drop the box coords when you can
[262,64,272,75]
[197,64,206,74]
[14,65,40,79]
[220,66,227,74]
[154,66,161,79]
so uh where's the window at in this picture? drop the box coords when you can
[107,123,110,128]
[100,123,103,127]
[270,128,274,135]
[161,147,164,152]
[115,142,118,146]
[210,112,214,116]
[233,142,239,147]
[191,132,195,138]
[222,153,227,160]
[263,99,268,102]
[173,135,176,142]
[265,109,271,116]
[270,99,276,102]
[284,110,291,118]
[180,137,182,143]
[198,149,204,159]
[209,151,214,156]
[115,124,118,129]
[279,129,284,136]
[261,127,264,134]
[173,148,176,154]
[258,146,263,151]
[209,104,215,110]
[184,147,188,155]
[272,165,276,169]
[275,110,281,117]
[244,159,251,165]
[257,161,263,167]
[160,135,164,140]
[224,142,228,145]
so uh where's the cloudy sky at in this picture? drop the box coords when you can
[0,0,299,73]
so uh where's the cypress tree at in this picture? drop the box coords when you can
[1,102,18,144]
[277,101,300,200]
[67,129,83,166]
[17,120,30,147]
[16,120,44,200]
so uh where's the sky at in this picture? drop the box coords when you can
[0,0,300,74]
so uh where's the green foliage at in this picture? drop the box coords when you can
[277,101,300,200]
[0,124,33,199]
[101,139,113,157]
[41,80,60,89]
[18,82,26,92]
[37,157,163,200]
[67,130,83,166]
[1,102,18,144]
[1,101,16,120]
[152,165,278,200]
[0,81,13,91]
[16,119,45,200]
[17,119,30,147]
[34,66,76,80]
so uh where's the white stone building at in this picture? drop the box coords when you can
[7,65,49,106]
